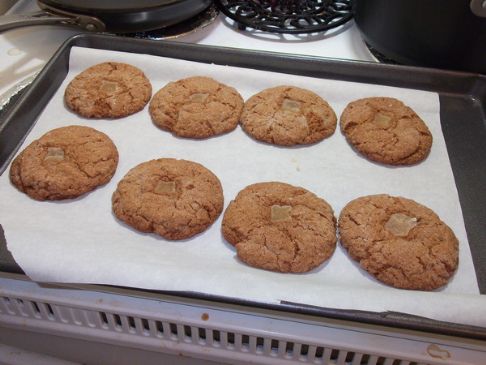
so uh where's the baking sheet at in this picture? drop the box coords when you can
[1,46,484,327]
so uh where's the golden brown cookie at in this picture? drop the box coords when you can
[149,76,244,138]
[240,86,337,146]
[112,158,223,240]
[340,97,433,165]
[10,125,119,200]
[65,62,152,118]
[222,182,337,273]
[338,194,458,290]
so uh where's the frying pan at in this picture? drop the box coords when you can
[0,0,212,33]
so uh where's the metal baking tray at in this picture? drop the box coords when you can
[1,34,485,340]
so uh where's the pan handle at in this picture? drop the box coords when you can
[0,11,105,33]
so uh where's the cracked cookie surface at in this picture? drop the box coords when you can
[112,158,223,240]
[222,182,337,273]
[10,125,118,200]
[340,97,433,165]
[65,62,152,118]
[338,194,458,290]
[240,86,337,146]
[149,76,244,138]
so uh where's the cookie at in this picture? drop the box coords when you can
[65,62,152,118]
[222,182,337,273]
[10,125,119,200]
[340,97,433,165]
[338,194,458,290]
[149,76,244,138]
[240,86,337,146]
[112,158,223,240]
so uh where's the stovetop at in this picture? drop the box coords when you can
[0,0,376,98]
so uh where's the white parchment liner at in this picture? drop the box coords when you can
[1,47,484,327]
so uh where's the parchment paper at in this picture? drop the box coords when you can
[1,47,484,327]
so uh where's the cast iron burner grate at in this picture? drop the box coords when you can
[215,0,353,34]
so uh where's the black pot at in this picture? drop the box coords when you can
[353,0,486,74]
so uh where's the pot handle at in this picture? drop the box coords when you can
[470,0,486,17]
[0,11,105,33]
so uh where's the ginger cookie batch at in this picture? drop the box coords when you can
[9,61,458,291]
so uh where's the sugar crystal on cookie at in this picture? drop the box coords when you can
[100,81,119,93]
[271,204,292,222]
[385,213,418,237]
[282,98,301,113]
[189,93,209,103]
[44,147,65,162]
[373,112,393,129]
[154,181,176,195]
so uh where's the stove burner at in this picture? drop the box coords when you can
[119,4,219,40]
[215,0,353,34]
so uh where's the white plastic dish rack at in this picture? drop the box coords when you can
[0,273,485,365]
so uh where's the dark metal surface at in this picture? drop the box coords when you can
[119,3,219,40]
[1,34,486,339]
[216,0,353,33]
[0,0,212,33]
[353,0,486,74]
[366,43,400,65]
[43,0,213,32]
[43,0,184,11]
